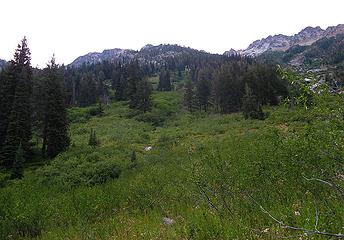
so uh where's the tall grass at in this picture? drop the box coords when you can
[0,90,343,239]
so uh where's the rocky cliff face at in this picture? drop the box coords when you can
[228,24,344,57]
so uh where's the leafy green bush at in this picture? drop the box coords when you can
[135,109,170,126]
[134,91,181,126]
[242,84,265,120]
[67,107,91,123]
[88,103,104,117]
[37,152,121,187]
[68,105,104,124]
[0,171,11,187]
[88,129,100,147]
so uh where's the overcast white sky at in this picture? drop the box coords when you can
[1,0,343,67]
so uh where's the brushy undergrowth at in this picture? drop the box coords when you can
[0,88,343,239]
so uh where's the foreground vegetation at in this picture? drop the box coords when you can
[0,82,343,239]
[0,36,343,239]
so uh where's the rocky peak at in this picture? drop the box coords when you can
[297,26,323,36]
[242,34,290,57]
[292,26,324,45]
[325,24,344,37]
[225,24,344,57]
[140,44,154,51]
[223,48,238,56]
[70,48,137,67]
[69,44,212,67]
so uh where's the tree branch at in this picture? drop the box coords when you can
[247,194,344,238]
[303,175,344,197]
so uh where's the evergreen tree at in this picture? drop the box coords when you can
[111,68,121,91]
[184,80,196,112]
[88,129,99,147]
[79,73,97,107]
[114,74,127,101]
[158,70,172,91]
[212,62,245,113]
[97,70,106,103]
[0,37,33,169]
[196,68,212,111]
[241,83,264,120]
[0,64,17,150]
[130,150,137,168]
[12,143,24,178]
[42,57,70,158]
[97,102,104,116]
[126,61,142,109]
[135,78,152,112]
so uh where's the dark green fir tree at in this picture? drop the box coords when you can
[88,129,99,147]
[42,56,70,158]
[184,80,196,112]
[158,69,172,91]
[241,83,264,120]
[135,78,152,113]
[126,61,142,109]
[0,37,33,170]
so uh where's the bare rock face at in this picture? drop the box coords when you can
[225,24,344,57]
[243,34,291,56]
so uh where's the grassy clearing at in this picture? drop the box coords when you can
[0,89,343,239]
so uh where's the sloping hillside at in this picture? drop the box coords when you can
[0,76,343,239]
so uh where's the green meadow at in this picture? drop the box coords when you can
[0,83,343,239]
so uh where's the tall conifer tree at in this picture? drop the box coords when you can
[42,56,70,158]
[184,80,196,112]
[126,61,142,109]
[0,37,33,169]
[135,78,152,112]
[158,70,172,91]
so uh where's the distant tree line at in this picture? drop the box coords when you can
[62,46,229,108]
[183,59,288,116]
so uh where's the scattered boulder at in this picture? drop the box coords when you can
[144,146,152,151]
[162,217,175,226]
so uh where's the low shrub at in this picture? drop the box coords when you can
[67,107,91,123]
[37,152,121,187]
[0,171,11,187]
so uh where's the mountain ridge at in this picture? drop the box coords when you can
[69,44,219,67]
[225,24,344,57]
[66,23,344,67]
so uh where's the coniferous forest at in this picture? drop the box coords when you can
[0,31,344,239]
